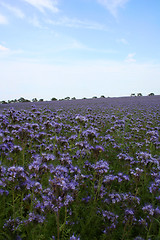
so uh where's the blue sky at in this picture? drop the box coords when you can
[0,0,160,101]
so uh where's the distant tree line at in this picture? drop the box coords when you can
[130,93,155,97]
[0,93,156,104]
[0,97,40,104]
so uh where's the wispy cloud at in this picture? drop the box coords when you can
[23,0,59,13]
[29,15,42,28]
[0,13,8,24]
[117,38,128,45]
[0,2,25,19]
[67,40,87,50]
[97,0,129,17]
[0,44,24,58]
[0,44,9,52]
[125,53,136,62]
[46,16,107,31]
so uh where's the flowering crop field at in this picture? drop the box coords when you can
[0,96,160,240]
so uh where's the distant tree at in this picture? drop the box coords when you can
[100,95,105,98]
[18,97,26,102]
[8,99,17,103]
[92,96,97,98]
[148,93,154,96]
[51,97,57,101]
[1,100,7,104]
[131,93,136,97]
[137,93,142,96]
[71,97,76,100]
[83,97,87,99]
[64,97,70,100]
[8,99,18,103]
[15,97,30,102]
[39,99,44,102]
[32,98,38,102]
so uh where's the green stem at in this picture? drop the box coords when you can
[121,219,133,240]
[12,189,15,220]
[56,210,60,240]
[21,192,24,218]
[95,176,103,202]
[61,206,67,239]
[147,220,152,239]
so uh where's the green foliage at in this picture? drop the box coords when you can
[0,100,7,104]
[18,97,30,102]
[51,97,57,101]
[0,101,160,240]
[32,98,38,102]
[137,93,142,96]
[64,97,70,100]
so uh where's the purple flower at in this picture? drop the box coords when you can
[108,193,121,204]
[102,210,119,221]
[103,174,117,183]
[142,204,154,216]
[11,145,22,153]
[134,237,145,240]
[82,128,98,139]
[3,217,22,231]
[130,168,144,178]
[93,160,109,174]
[24,212,45,224]
[69,234,80,240]
[137,217,148,227]
[125,208,134,215]
[15,235,22,240]
[75,115,88,123]
[155,207,160,215]
[64,194,73,206]
[41,153,55,162]
[93,145,104,154]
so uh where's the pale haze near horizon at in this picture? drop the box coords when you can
[0,0,160,101]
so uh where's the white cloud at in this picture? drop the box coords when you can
[29,15,42,28]
[46,16,107,31]
[0,13,8,24]
[65,39,117,53]
[0,45,24,58]
[23,0,59,13]
[0,2,25,19]
[118,38,128,45]
[97,0,129,17]
[67,40,87,50]
[0,44,9,52]
[125,53,136,62]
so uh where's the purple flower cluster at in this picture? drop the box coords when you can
[0,96,160,239]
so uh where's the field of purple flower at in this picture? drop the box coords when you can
[0,96,160,240]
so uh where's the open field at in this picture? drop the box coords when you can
[0,96,160,240]
[0,95,160,113]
